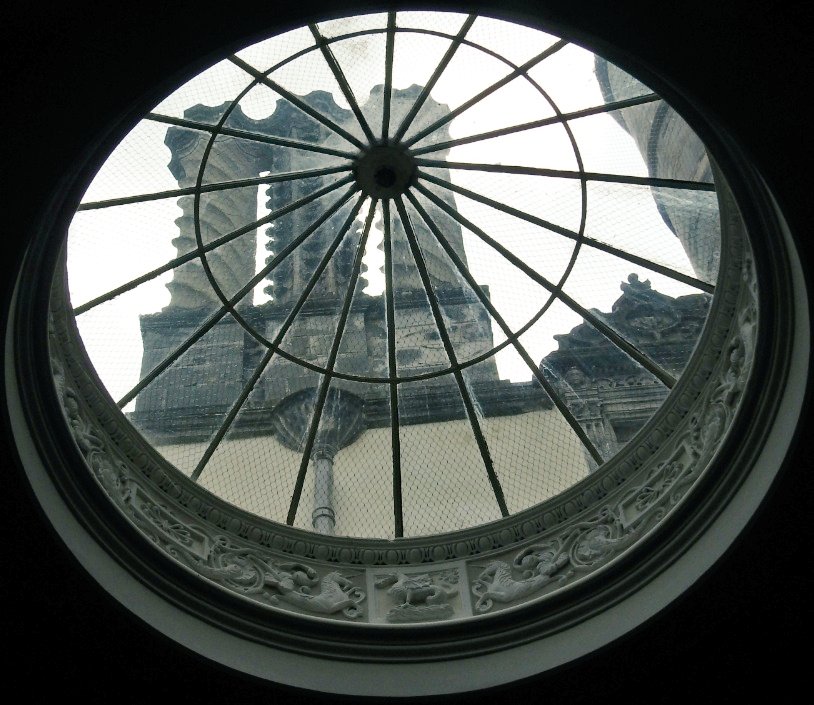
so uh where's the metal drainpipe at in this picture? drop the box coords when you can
[311,448,336,535]
[269,388,365,536]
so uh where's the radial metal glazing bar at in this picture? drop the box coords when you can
[146,113,359,159]
[411,182,677,389]
[391,13,477,143]
[190,198,369,482]
[402,39,568,148]
[229,54,366,151]
[73,175,356,316]
[410,93,661,155]
[78,164,353,211]
[415,159,716,191]
[286,200,378,526]
[415,174,713,293]
[381,201,403,537]
[394,197,509,517]
[309,23,378,144]
[117,187,361,408]
[381,12,396,142]
[405,191,604,465]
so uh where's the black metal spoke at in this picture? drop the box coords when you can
[395,197,509,517]
[411,182,677,389]
[190,195,371,482]
[73,175,355,315]
[410,93,662,155]
[78,164,352,211]
[117,187,361,408]
[402,39,568,148]
[286,199,377,526]
[146,112,359,159]
[229,54,366,151]
[381,12,396,141]
[391,13,477,143]
[381,201,403,536]
[416,174,714,293]
[405,191,604,465]
[309,24,378,144]
[415,158,716,191]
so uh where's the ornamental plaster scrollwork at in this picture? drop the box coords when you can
[51,348,132,510]
[180,538,366,617]
[470,507,634,612]
[471,542,570,612]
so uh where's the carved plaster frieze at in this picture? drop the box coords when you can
[373,567,463,623]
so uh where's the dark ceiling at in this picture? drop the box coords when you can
[2,1,810,703]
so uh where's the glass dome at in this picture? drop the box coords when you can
[65,11,720,540]
[9,3,807,697]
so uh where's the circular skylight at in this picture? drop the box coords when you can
[66,10,719,540]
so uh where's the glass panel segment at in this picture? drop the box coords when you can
[419,165,584,245]
[460,358,591,513]
[234,25,315,73]
[128,314,248,475]
[400,197,500,369]
[73,259,225,408]
[406,43,516,144]
[560,245,712,372]
[197,355,319,525]
[67,201,179,309]
[151,59,255,124]
[528,44,652,114]
[530,296,675,461]
[414,180,576,288]
[464,15,562,66]
[388,205,454,379]
[328,381,396,538]
[80,120,187,204]
[584,181,710,282]
[389,30,457,134]
[317,12,388,38]
[261,45,364,141]
[418,112,576,171]
[411,72,558,151]
[396,11,469,33]
[397,377,503,536]
[326,32,389,129]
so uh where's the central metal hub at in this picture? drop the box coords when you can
[355,145,416,198]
